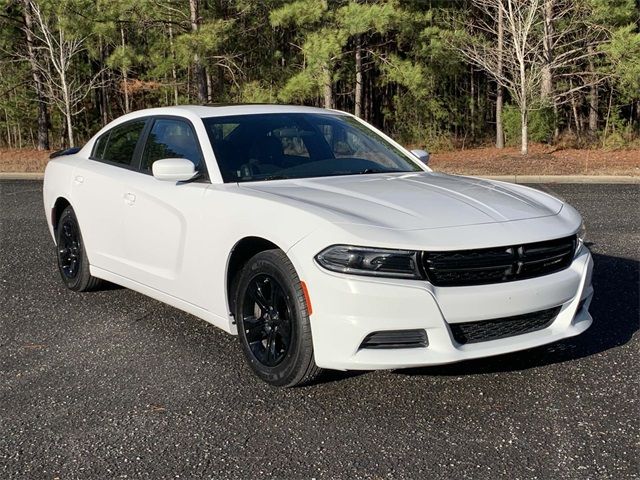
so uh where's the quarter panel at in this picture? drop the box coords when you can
[43,157,77,241]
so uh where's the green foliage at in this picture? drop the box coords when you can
[336,1,400,35]
[238,81,278,103]
[277,70,319,103]
[503,105,555,146]
[602,109,637,149]
[388,94,453,151]
[602,25,640,103]
[0,0,638,149]
[380,55,430,99]
[269,0,327,28]
[106,45,143,71]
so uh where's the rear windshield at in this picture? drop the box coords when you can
[202,113,421,182]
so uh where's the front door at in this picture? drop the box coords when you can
[119,117,210,307]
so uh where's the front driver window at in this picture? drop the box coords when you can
[141,119,202,172]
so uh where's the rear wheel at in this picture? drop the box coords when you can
[55,206,102,292]
[234,249,322,387]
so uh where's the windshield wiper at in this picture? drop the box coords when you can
[264,174,290,181]
[359,168,384,174]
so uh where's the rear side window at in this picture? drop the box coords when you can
[94,120,146,166]
[141,119,202,172]
[92,133,109,160]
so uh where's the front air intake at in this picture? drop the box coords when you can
[449,306,562,345]
[359,329,428,349]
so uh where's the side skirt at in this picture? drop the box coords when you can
[90,266,237,334]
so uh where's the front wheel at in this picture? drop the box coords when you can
[234,249,322,387]
[55,206,103,292]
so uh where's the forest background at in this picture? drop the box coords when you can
[0,0,638,174]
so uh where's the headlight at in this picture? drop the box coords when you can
[575,221,587,256]
[315,245,422,279]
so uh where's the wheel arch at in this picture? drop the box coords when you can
[225,236,284,320]
[51,196,71,235]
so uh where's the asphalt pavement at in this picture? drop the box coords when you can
[1,181,638,479]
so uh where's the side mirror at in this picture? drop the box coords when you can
[152,158,197,182]
[410,149,430,166]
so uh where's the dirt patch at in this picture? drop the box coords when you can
[431,144,640,176]
[0,149,51,173]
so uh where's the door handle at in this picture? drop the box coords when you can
[74,175,84,184]
[123,192,136,205]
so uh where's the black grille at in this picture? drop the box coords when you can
[449,306,561,345]
[423,235,576,287]
[360,329,428,349]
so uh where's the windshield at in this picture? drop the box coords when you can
[203,113,422,182]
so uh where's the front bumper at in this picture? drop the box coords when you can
[291,245,593,371]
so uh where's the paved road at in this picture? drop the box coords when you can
[1,181,638,479]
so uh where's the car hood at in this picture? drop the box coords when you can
[240,172,564,230]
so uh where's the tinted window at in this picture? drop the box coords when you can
[141,119,202,172]
[92,133,109,160]
[99,120,146,166]
[203,113,421,183]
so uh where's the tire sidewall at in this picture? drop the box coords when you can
[235,252,311,386]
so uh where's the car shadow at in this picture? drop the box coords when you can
[396,252,639,377]
[91,281,124,291]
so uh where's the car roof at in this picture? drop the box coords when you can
[81,104,351,159]
[122,104,345,119]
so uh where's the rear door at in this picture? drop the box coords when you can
[119,116,211,306]
[71,119,147,273]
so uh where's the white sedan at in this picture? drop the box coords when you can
[43,105,593,386]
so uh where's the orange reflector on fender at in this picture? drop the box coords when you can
[300,281,313,315]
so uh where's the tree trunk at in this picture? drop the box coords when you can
[470,66,475,140]
[541,0,554,101]
[22,0,49,150]
[189,0,208,103]
[4,108,11,148]
[520,108,528,156]
[553,102,559,140]
[496,3,504,148]
[354,36,363,118]
[587,46,598,133]
[168,21,179,105]
[519,51,528,155]
[206,71,213,102]
[120,26,130,113]
[63,86,74,147]
[99,36,108,125]
[571,97,581,134]
[322,65,333,109]
[588,84,598,133]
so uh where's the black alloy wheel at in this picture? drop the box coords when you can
[58,214,82,279]
[55,206,103,292]
[241,274,293,367]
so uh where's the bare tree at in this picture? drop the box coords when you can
[496,3,504,148]
[453,0,600,155]
[120,25,130,113]
[189,0,208,103]
[354,35,363,118]
[26,1,99,147]
[541,0,554,100]
[21,0,49,150]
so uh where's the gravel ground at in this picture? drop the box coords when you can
[1,181,638,479]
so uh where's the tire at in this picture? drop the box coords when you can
[55,206,103,292]
[234,249,322,387]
